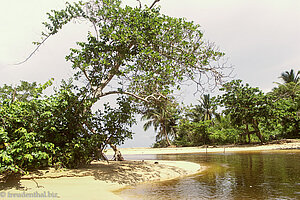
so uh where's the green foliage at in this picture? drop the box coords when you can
[0,81,57,176]
[186,94,220,123]
[141,100,179,146]
[208,116,240,144]
[0,101,56,177]
[0,79,53,104]
[174,94,226,146]
[152,139,169,148]
[208,128,239,145]
[175,119,211,146]
[217,80,272,143]
[0,79,136,178]
[0,81,37,103]
[35,0,225,106]
[93,96,137,147]
[174,77,299,147]
[279,69,299,84]
[0,128,54,175]
[268,82,300,138]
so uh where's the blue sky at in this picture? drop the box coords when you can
[1,0,299,147]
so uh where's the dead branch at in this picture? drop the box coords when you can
[99,90,168,104]
[136,0,142,9]
[149,0,160,9]
[99,90,150,103]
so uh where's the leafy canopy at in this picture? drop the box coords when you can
[218,80,272,143]
[32,0,226,104]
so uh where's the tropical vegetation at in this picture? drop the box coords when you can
[154,70,299,147]
[0,0,299,182]
[0,0,227,180]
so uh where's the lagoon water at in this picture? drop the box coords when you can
[120,151,300,200]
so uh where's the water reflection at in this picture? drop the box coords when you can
[120,151,300,200]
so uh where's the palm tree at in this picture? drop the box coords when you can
[189,104,205,122]
[189,94,220,123]
[280,69,300,84]
[141,103,178,146]
[201,94,214,121]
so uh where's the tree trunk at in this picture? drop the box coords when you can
[247,132,251,144]
[253,119,264,143]
[109,143,124,161]
[246,124,251,144]
[94,147,109,163]
[255,131,263,144]
[163,125,171,146]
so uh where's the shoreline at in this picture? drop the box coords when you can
[1,160,203,200]
[2,140,299,199]
[106,139,300,155]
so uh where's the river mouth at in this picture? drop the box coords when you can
[117,150,300,200]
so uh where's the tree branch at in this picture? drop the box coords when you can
[99,90,167,103]
[14,35,51,65]
[136,0,142,9]
[92,62,121,98]
[99,90,150,103]
[82,69,93,86]
[149,0,160,9]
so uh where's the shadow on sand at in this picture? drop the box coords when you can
[0,160,182,190]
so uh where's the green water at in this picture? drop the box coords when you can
[120,151,300,200]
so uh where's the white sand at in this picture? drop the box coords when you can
[2,160,202,200]
[106,139,300,155]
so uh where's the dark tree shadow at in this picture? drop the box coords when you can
[0,175,24,191]
[0,160,186,189]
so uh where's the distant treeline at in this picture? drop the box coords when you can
[148,70,299,147]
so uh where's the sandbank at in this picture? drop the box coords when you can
[106,139,300,155]
[1,160,203,200]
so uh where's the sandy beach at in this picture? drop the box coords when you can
[1,160,203,200]
[1,139,299,200]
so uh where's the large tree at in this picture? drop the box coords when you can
[26,0,227,103]
[218,80,272,143]
[20,0,229,158]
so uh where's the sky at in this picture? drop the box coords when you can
[0,0,299,147]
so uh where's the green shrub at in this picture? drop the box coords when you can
[0,127,55,177]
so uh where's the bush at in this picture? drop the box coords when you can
[174,120,211,147]
[0,127,55,177]
[208,128,240,145]
[0,80,136,179]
